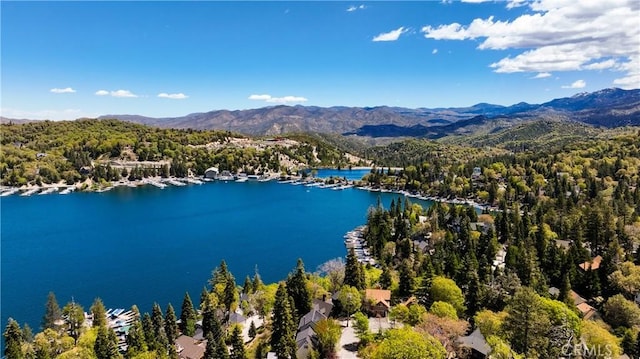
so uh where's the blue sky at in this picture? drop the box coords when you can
[1,1,638,120]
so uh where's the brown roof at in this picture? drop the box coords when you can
[365,289,391,307]
[579,255,602,271]
[576,302,598,320]
[570,290,587,306]
[176,335,206,359]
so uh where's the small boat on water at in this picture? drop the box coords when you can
[235,177,248,183]
[185,178,203,185]
[0,188,20,197]
[39,187,59,195]
[164,178,186,186]
[59,187,75,195]
[21,188,40,196]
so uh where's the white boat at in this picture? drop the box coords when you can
[185,178,203,185]
[247,175,260,181]
[235,177,248,183]
[143,179,167,189]
[164,178,186,186]
[20,188,40,196]
[59,187,75,195]
[39,187,59,195]
[0,188,20,197]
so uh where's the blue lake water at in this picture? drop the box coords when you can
[0,170,430,333]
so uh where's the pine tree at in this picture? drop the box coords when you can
[230,325,247,359]
[151,303,165,339]
[202,305,223,342]
[398,261,415,297]
[248,321,257,340]
[210,260,231,289]
[379,265,392,289]
[180,292,196,337]
[62,301,85,344]
[253,267,264,291]
[224,275,238,313]
[286,258,312,320]
[345,248,363,290]
[200,286,210,311]
[125,306,147,357]
[216,334,230,359]
[141,313,156,350]
[42,292,62,330]
[91,297,107,328]
[165,303,179,342]
[204,333,218,359]
[3,318,24,359]
[243,275,253,294]
[94,325,120,359]
[270,283,297,359]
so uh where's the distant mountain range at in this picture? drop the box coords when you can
[5,88,639,138]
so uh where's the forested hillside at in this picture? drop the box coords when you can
[0,120,360,188]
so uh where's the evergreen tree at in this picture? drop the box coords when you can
[210,260,232,289]
[270,283,297,359]
[230,325,247,359]
[202,305,223,342]
[217,337,230,359]
[379,265,392,289]
[224,275,238,313]
[62,301,85,344]
[151,303,165,339]
[180,292,197,337]
[252,268,264,291]
[141,313,156,350]
[558,272,572,305]
[204,333,218,359]
[286,258,312,320]
[91,297,107,328]
[21,323,33,344]
[345,248,363,290]
[398,261,415,297]
[248,321,257,340]
[94,325,120,359]
[243,275,253,294]
[125,306,147,358]
[503,287,551,357]
[200,286,210,311]
[42,292,62,330]
[3,318,24,359]
[165,303,179,342]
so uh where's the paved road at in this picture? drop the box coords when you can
[337,320,359,359]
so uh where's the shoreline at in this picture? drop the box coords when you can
[0,170,496,211]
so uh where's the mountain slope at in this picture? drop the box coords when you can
[95,88,638,136]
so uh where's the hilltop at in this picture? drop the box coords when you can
[94,88,640,136]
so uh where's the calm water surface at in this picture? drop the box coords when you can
[1,171,429,331]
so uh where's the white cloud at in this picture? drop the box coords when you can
[532,72,552,78]
[95,89,138,98]
[583,59,617,70]
[432,49,438,54]
[347,4,366,12]
[562,79,586,89]
[373,27,407,42]
[248,94,272,101]
[506,0,527,9]
[461,0,491,3]
[158,92,188,100]
[50,87,76,94]
[422,0,640,89]
[248,94,308,104]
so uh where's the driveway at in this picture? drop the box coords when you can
[337,319,359,359]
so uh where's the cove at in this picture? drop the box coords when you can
[1,171,431,331]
